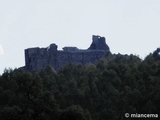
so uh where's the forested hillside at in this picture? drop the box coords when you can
[0,49,160,120]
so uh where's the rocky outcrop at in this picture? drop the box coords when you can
[24,35,110,72]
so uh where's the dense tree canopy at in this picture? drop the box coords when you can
[0,49,160,120]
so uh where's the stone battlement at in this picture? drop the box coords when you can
[24,35,110,71]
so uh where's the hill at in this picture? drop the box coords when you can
[0,48,160,119]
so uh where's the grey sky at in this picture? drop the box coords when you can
[0,0,160,74]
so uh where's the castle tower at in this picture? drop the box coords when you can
[88,35,110,51]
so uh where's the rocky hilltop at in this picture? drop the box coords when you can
[24,35,110,71]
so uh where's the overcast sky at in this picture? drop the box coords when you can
[0,0,160,74]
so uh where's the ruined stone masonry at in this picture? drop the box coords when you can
[24,35,110,71]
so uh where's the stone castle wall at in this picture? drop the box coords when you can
[24,35,110,71]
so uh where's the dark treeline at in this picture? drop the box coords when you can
[0,49,160,120]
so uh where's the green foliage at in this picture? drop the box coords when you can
[59,105,91,120]
[0,49,160,119]
[0,106,22,120]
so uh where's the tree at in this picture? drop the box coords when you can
[59,105,91,120]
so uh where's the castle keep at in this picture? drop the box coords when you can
[24,35,110,71]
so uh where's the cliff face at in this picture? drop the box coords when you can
[24,35,110,71]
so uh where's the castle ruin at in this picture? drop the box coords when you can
[24,35,110,71]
